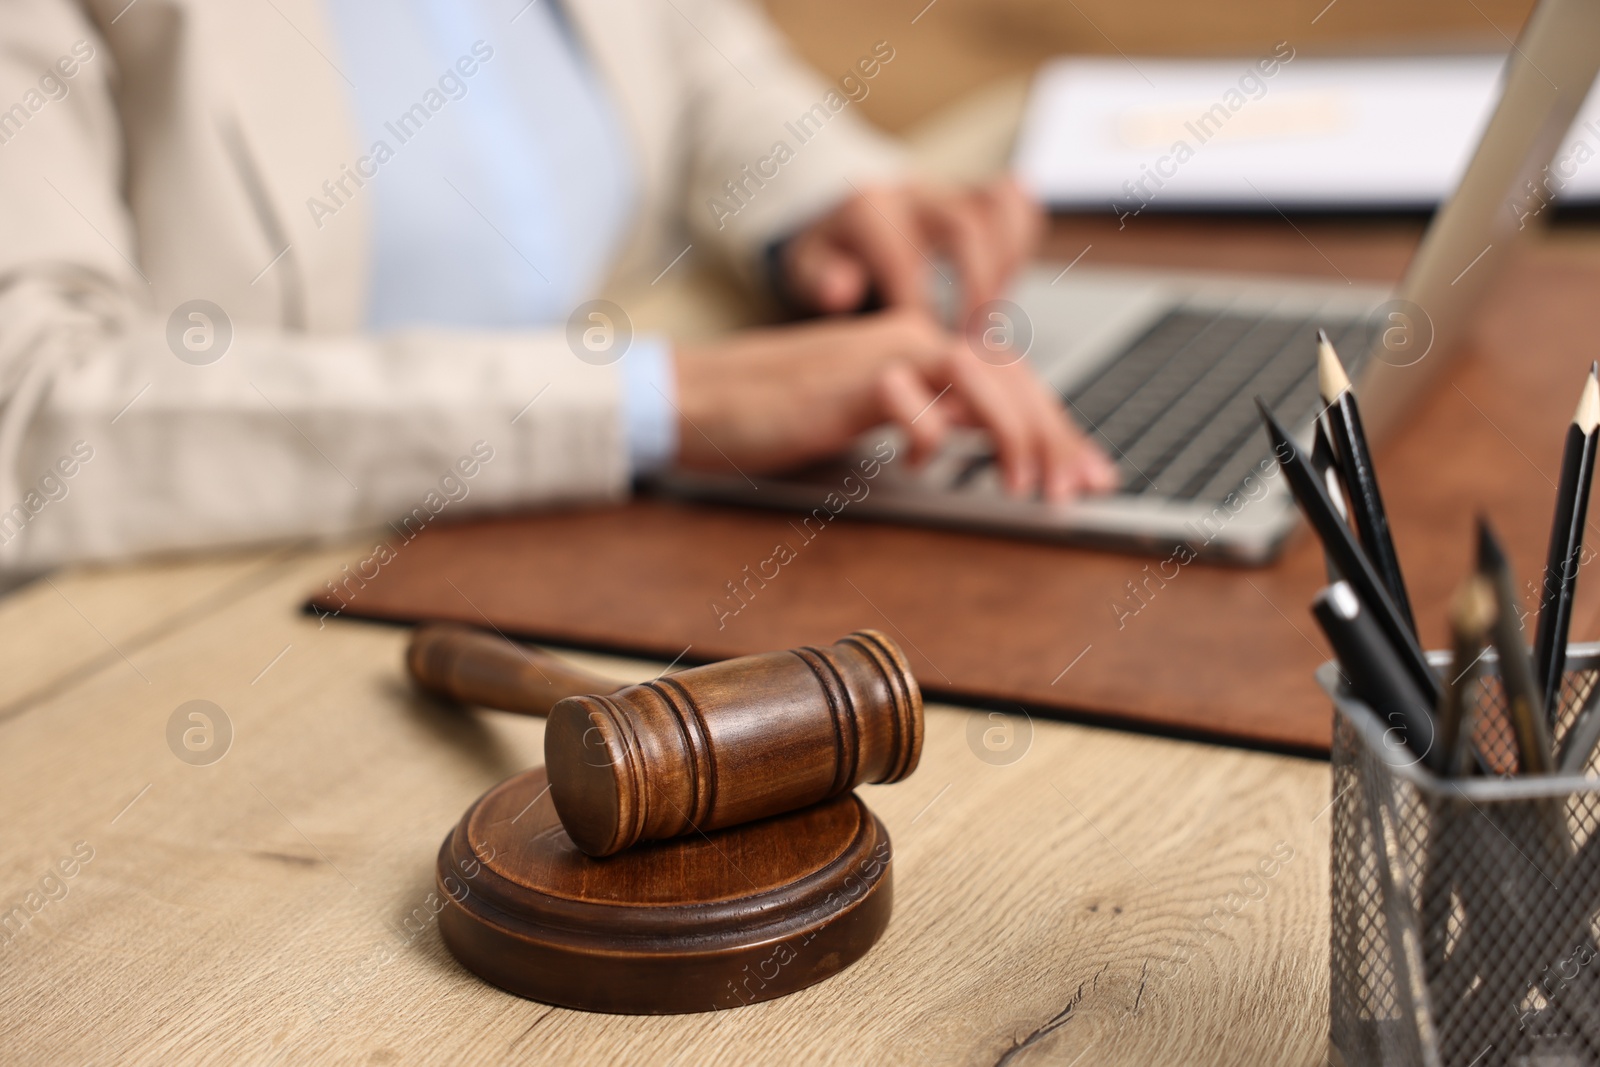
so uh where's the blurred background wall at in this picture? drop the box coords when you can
[760,0,1539,133]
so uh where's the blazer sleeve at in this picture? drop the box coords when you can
[0,1,631,577]
[663,0,909,279]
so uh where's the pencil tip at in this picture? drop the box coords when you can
[1256,398,1302,473]
[1255,395,1284,437]
[1317,331,1350,402]
[1476,516,1507,573]
[1580,368,1600,434]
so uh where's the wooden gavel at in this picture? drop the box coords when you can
[407,623,923,857]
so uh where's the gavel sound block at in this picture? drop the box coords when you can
[409,624,922,1014]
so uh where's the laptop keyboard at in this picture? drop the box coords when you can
[1053,308,1372,503]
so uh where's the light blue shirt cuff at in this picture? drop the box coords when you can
[619,335,678,476]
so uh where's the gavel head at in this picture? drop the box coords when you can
[545,630,922,858]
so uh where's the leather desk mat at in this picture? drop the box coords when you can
[307,246,1600,755]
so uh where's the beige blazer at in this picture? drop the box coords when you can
[0,0,902,574]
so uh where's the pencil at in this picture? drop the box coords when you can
[1318,329,1417,634]
[1438,574,1495,777]
[1477,518,1554,774]
[1312,582,1439,768]
[1311,416,1347,517]
[1531,364,1600,723]
[1257,397,1439,705]
[1311,417,1346,582]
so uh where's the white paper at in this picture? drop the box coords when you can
[1014,54,1600,210]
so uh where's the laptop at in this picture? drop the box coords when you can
[660,0,1600,564]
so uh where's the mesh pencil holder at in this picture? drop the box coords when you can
[1323,643,1600,1067]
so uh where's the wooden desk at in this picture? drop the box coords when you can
[5,81,1595,1067]
[0,547,1332,1065]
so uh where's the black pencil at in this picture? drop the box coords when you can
[1311,417,1346,582]
[1318,330,1417,634]
[1257,397,1439,705]
[1532,364,1600,723]
[1312,582,1440,769]
[1311,416,1347,516]
[1478,518,1554,774]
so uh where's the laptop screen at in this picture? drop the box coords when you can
[1360,0,1600,437]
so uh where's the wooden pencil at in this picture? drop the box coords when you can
[1318,329,1417,634]
[1313,581,1439,768]
[1311,417,1346,583]
[1257,398,1439,705]
[1312,415,1347,518]
[1532,364,1600,723]
[1478,518,1554,774]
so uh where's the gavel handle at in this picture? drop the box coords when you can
[406,623,623,716]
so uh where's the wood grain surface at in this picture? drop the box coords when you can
[0,547,1335,1065]
[437,766,895,1013]
[407,623,629,718]
[0,547,302,724]
[543,629,921,857]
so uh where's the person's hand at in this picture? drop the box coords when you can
[778,177,1043,320]
[672,308,1117,502]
